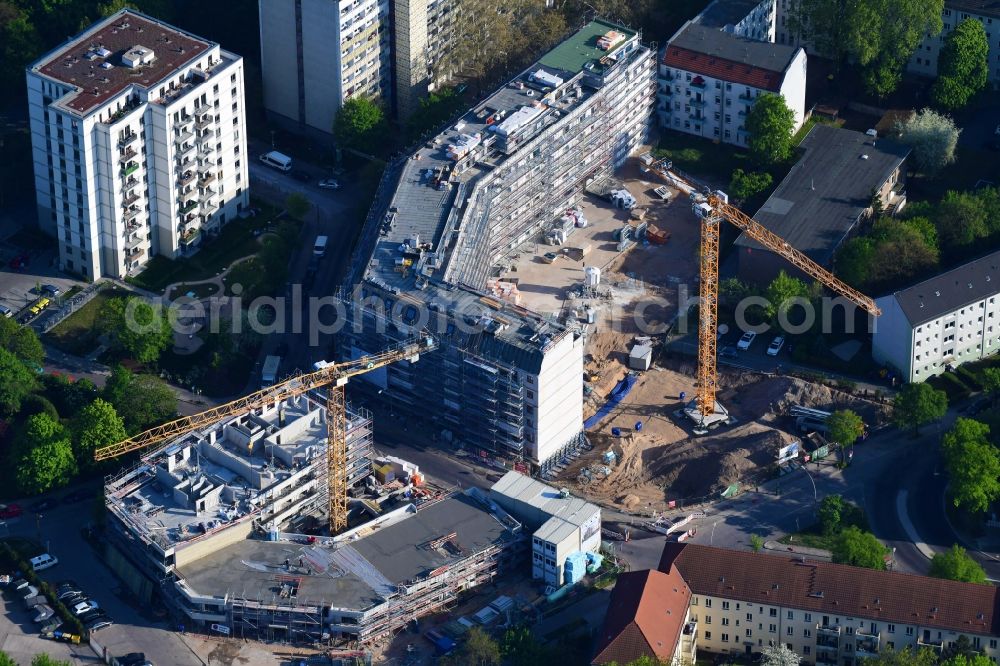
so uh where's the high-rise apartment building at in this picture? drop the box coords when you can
[342,19,656,471]
[392,0,457,117]
[259,0,392,138]
[26,9,249,279]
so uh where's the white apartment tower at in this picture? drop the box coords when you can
[259,0,391,138]
[26,10,249,280]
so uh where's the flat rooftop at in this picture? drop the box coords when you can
[32,9,212,115]
[736,125,911,265]
[538,19,636,75]
[491,471,599,534]
[176,494,518,610]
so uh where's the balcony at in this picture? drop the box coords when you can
[178,170,196,187]
[199,142,215,157]
[180,229,201,245]
[195,116,214,131]
[689,79,706,89]
[177,143,196,159]
[198,172,216,187]
[122,162,140,178]
[118,133,138,148]
[180,200,199,215]
[918,637,944,652]
[179,188,198,203]
[122,192,140,207]
[124,234,145,251]
[174,129,194,145]
[123,176,139,189]
[177,115,194,127]
[199,187,217,202]
[201,202,218,217]
[196,128,215,143]
[123,207,140,222]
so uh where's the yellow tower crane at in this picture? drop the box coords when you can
[649,160,881,425]
[94,336,438,532]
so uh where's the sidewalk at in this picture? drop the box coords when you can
[764,540,831,560]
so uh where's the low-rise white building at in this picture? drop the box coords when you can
[658,22,806,148]
[490,472,601,586]
[907,1,1000,84]
[873,250,1000,383]
[26,9,249,279]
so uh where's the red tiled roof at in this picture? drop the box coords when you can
[35,10,210,115]
[662,46,783,91]
[592,568,691,665]
[659,543,1000,636]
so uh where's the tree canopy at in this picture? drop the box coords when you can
[827,410,865,448]
[745,93,797,165]
[15,413,77,495]
[284,192,311,220]
[764,270,811,324]
[72,398,126,468]
[761,644,801,666]
[941,418,1000,513]
[102,365,177,433]
[895,108,960,175]
[832,526,889,569]
[858,647,940,665]
[929,544,988,584]
[932,18,989,110]
[836,216,940,291]
[441,626,500,666]
[333,97,386,152]
[0,316,44,366]
[0,347,38,416]
[729,169,773,205]
[893,382,947,434]
[99,296,172,364]
[818,494,846,536]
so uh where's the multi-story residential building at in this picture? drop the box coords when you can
[873,249,1000,383]
[775,0,807,47]
[341,19,656,472]
[657,22,807,148]
[392,0,457,117]
[490,472,601,585]
[735,125,910,284]
[592,568,697,666]
[259,0,392,139]
[26,9,249,279]
[595,543,1000,665]
[695,0,777,42]
[908,1,1000,84]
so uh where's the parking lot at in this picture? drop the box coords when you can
[0,231,83,326]
[0,593,92,664]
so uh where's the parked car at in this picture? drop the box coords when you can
[318,178,341,189]
[56,581,82,600]
[736,331,756,350]
[0,305,12,318]
[40,284,61,297]
[72,599,99,616]
[13,578,30,590]
[767,336,785,356]
[117,653,153,666]
[21,585,39,600]
[0,503,22,519]
[83,611,113,631]
[29,553,58,571]
[33,605,54,623]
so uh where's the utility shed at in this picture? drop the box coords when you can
[629,344,652,371]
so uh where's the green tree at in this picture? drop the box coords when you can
[0,347,38,416]
[72,398,126,469]
[501,625,552,664]
[942,418,1000,513]
[858,646,939,665]
[895,108,960,175]
[932,19,989,110]
[284,192,311,220]
[729,169,774,204]
[99,296,172,364]
[0,316,44,366]
[817,494,845,536]
[442,626,500,666]
[102,365,177,433]
[15,413,77,495]
[786,0,849,64]
[102,364,133,407]
[761,644,800,666]
[31,656,73,666]
[935,189,989,251]
[843,0,944,97]
[929,544,988,584]
[764,270,810,323]
[983,367,1000,405]
[827,410,865,448]
[41,374,98,416]
[836,237,877,287]
[406,87,466,142]
[832,526,889,569]
[940,654,994,666]
[745,93,797,165]
[0,3,40,94]
[893,382,947,434]
[333,97,386,152]
[750,533,764,552]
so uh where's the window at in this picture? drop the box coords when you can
[691,597,699,606]
[721,633,730,643]
[705,599,712,608]
[787,611,793,620]
[786,626,794,636]
[746,613,753,621]
[803,629,812,638]
[746,629,752,637]
[722,618,730,626]
[704,631,711,640]
[769,624,777,633]
[722,601,730,610]
[990,639,997,649]
[770,609,777,617]
[804,613,811,622]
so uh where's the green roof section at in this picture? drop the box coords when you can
[538,19,636,75]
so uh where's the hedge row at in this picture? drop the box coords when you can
[0,543,87,639]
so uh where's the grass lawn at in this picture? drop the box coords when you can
[224,257,261,296]
[126,199,281,293]
[43,286,125,356]
[778,529,836,551]
[654,132,750,185]
[909,145,1000,202]
[166,282,220,300]
[158,340,258,398]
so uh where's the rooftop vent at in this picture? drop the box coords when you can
[935,290,941,296]
[122,45,155,69]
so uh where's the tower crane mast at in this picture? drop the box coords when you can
[94,336,437,532]
[649,160,881,423]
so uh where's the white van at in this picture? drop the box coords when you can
[30,553,58,571]
[259,150,293,172]
[313,235,329,257]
